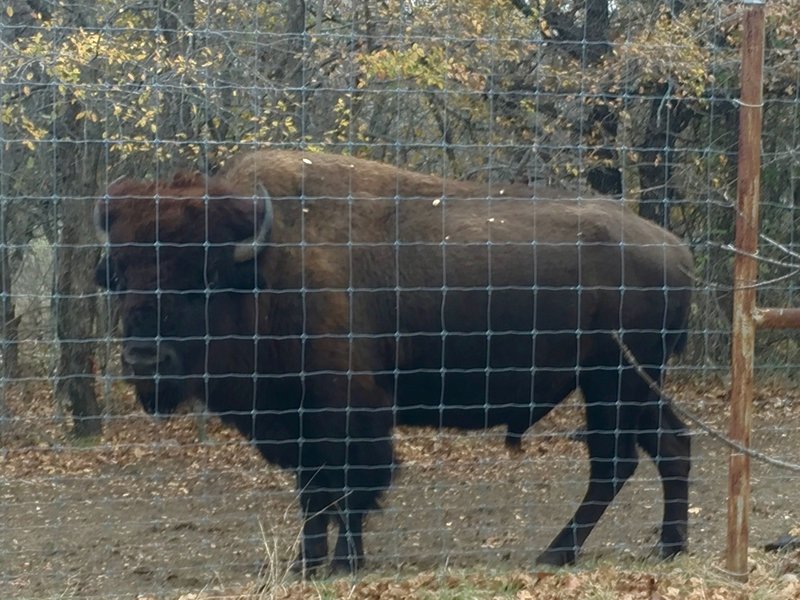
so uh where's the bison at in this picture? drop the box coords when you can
[94,150,693,574]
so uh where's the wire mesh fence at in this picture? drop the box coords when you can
[1,1,799,598]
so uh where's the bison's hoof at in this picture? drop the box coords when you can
[535,547,576,567]
[290,555,328,578]
[330,555,364,575]
[659,541,686,560]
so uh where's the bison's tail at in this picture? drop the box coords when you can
[671,328,689,357]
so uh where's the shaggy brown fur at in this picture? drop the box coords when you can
[96,150,693,573]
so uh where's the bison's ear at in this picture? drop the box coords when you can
[206,247,262,291]
[95,176,127,242]
[233,183,273,263]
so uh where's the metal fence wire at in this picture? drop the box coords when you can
[1,1,799,598]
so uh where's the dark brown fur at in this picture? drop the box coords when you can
[96,150,693,573]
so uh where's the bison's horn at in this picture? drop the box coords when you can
[233,183,273,263]
[94,199,110,244]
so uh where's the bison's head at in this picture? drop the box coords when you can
[94,173,272,415]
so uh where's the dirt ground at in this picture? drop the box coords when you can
[1,379,799,599]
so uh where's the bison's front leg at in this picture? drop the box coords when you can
[293,473,332,576]
[331,508,365,573]
[327,433,395,573]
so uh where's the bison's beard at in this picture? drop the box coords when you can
[131,376,188,416]
[121,343,191,415]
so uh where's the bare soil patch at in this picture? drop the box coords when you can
[2,380,799,598]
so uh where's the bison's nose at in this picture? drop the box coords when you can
[122,340,179,374]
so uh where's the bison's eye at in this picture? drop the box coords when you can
[95,258,124,291]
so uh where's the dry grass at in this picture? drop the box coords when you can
[156,547,800,600]
[170,520,800,600]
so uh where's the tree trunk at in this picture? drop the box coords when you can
[273,1,309,137]
[53,102,103,439]
[0,0,54,432]
[637,83,694,228]
[532,0,611,62]
[0,208,20,381]
[156,0,198,169]
[0,208,14,431]
[275,0,307,87]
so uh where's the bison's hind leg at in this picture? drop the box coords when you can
[330,436,395,574]
[636,398,691,559]
[537,370,643,566]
